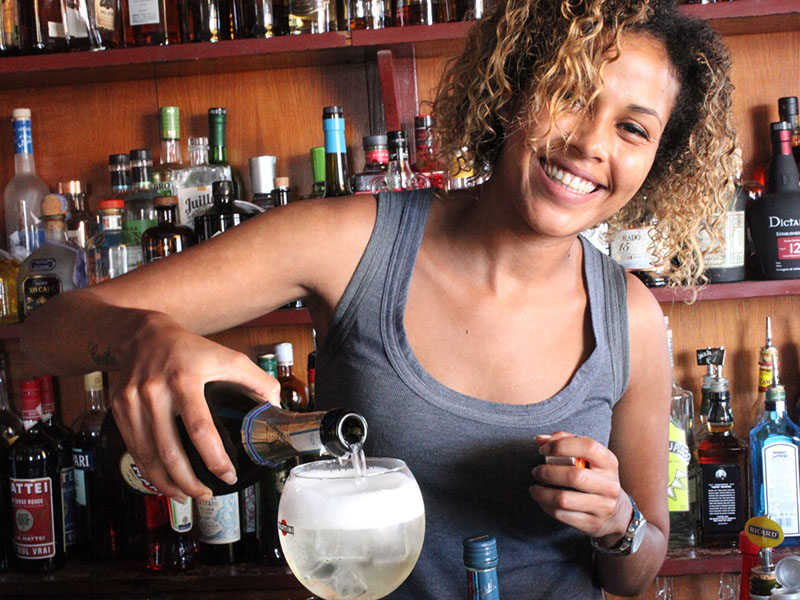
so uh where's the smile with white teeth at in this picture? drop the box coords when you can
[541,160,598,195]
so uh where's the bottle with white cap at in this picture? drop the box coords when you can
[274,342,310,412]
[4,109,49,262]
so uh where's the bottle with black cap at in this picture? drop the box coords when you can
[322,106,352,197]
[778,96,800,169]
[351,135,388,193]
[463,534,500,600]
[747,121,800,279]
[194,180,251,242]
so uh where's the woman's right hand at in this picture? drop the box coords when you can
[111,311,281,501]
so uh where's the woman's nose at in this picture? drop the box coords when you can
[568,114,611,162]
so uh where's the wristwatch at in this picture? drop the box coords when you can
[590,493,647,556]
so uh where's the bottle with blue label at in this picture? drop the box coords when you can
[750,354,800,546]
[4,109,49,262]
[322,105,352,197]
[464,534,500,600]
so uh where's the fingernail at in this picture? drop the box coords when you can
[173,494,188,504]
[197,493,212,503]
[221,471,238,485]
[539,444,550,455]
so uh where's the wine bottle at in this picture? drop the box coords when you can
[101,381,368,495]
[322,105,352,197]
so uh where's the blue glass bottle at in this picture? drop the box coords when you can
[464,535,500,600]
[750,366,800,546]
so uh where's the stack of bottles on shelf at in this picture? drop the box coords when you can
[664,316,800,557]
[1,103,466,324]
[0,337,322,574]
[606,93,800,287]
[0,0,487,57]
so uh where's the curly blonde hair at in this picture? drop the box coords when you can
[432,0,738,289]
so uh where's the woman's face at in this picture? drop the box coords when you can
[495,33,680,240]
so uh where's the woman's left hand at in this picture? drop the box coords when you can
[529,431,631,545]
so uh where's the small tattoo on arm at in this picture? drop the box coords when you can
[89,343,120,369]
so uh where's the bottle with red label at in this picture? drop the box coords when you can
[144,495,196,571]
[9,379,65,572]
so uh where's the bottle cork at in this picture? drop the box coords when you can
[40,193,66,217]
[275,176,289,188]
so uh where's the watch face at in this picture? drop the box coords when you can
[630,520,647,553]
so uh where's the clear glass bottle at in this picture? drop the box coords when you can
[57,180,93,249]
[194,180,250,242]
[63,0,92,50]
[274,342,309,412]
[152,106,184,197]
[414,115,445,188]
[141,195,197,262]
[86,199,131,284]
[122,0,180,46]
[749,358,800,546]
[322,106,351,197]
[86,0,122,48]
[123,148,158,269]
[17,194,87,321]
[208,108,244,201]
[5,109,48,262]
[349,0,385,29]
[351,134,387,194]
[665,317,696,548]
[174,136,230,229]
[371,130,429,193]
[285,0,335,34]
[19,0,67,53]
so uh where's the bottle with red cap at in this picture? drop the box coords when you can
[86,198,133,284]
[9,379,65,572]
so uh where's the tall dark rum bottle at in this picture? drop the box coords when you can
[747,121,800,279]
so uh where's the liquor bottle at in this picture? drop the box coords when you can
[694,347,721,439]
[179,0,223,41]
[249,155,276,209]
[310,146,326,198]
[748,317,779,431]
[414,115,446,188]
[19,0,67,53]
[1,0,23,55]
[72,371,117,559]
[57,180,93,249]
[86,199,133,284]
[100,380,368,495]
[665,317,695,548]
[349,0,385,29]
[241,0,277,37]
[5,108,48,262]
[322,106,352,197]
[285,0,335,34]
[463,535,500,600]
[152,106,184,197]
[351,135,388,194]
[747,122,800,279]
[194,180,250,242]
[0,436,11,572]
[123,148,158,269]
[695,367,749,548]
[778,96,800,169]
[109,153,132,197]
[17,194,88,321]
[749,356,800,546]
[208,108,244,201]
[609,217,667,287]
[122,0,180,46]
[271,177,290,207]
[63,0,92,50]
[0,351,23,444]
[195,484,258,564]
[37,374,81,553]
[275,342,309,412]
[144,494,196,571]
[372,130,429,192]
[0,249,19,325]
[142,195,197,262]
[9,379,65,572]
[394,0,444,25]
[85,0,121,48]
[174,136,229,228]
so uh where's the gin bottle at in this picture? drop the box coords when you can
[17,194,87,321]
[749,357,800,546]
[4,109,48,262]
[152,106,184,197]
[123,149,158,269]
[174,136,229,228]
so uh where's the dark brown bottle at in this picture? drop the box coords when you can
[19,0,67,53]
[274,342,309,412]
[142,195,197,263]
[122,0,180,46]
[194,181,251,242]
[9,379,65,572]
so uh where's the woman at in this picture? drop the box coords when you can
[21,0,737,597]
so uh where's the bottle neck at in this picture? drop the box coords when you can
[100,211,123,231]
[190,145,209,167]
[210,145,228,165]
[85,388,105,412]
[14,153,36,175]
[764,400,787,419]
[707,397,734,432]
[160,138,182,165]
[44,216,69,241]
[66,193,86,212]
[0,376,11,411]
[278,364,294,378]
[156,205,178,224]
[769,129,800,193]
[209,119,228,164]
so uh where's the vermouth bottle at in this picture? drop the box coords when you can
[101,381,368,495]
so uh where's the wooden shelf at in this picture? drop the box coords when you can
[0,0,796,88]
[652,279,800,304]
[660,546,800,577]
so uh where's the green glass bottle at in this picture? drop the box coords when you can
[208,108,244,201]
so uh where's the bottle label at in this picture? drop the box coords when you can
[667,422,690,513]
[700,462,744,534]
[177,185,215,228]
[65,0,89,38]
[698,211,745,268]
[365,148,389,165]
[196,493,241,544]
[244,485,257,534]
[47,20,65,38]
[609,227,656,270]
[168,497,193,533]
[95,0,116,30]
[759,364,774,393]
[13,117,33,155]
[762,441,800,535]
[21,275,62,317]
[122,219,157,246]
[128,0,160,26]
[72,447,94,507]
[118,452,160,495]
[3,0,20,46]
[61,466,81,546]
[241,404,323,466]
[10,477,57,559]
[777,236,800,261]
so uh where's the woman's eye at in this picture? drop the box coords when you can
[620,122,649,140]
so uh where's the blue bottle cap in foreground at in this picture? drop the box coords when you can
[463,535,498,569]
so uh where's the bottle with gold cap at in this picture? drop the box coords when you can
[17,193,87,321]
[57,180,93,249]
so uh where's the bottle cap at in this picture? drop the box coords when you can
[362,135,387,148]
[84,371,104,392]
[188,136,209,147]
[257,353,278,376]
[129,148,153,161]
[40,194,67,217]
[208,107,227,118]
[249,155,277,195]
[778,96,799,118]
[212,180,233,199]
[323,105,343,117]
[709,377,729,394]
[159,106,180,140]
[274,176,289,188]
[57,180,85,195]
[463,535,498,569]
[19,380,41,421]
[109,153,130,166]
[153,195,179,207]
[12,108,31,120]
[98,199,125,211]
[274,342,294,366]
[414,114,433,129]
[776,555,800,590]
[310,146,325,183]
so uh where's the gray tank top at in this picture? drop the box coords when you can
[316,189,630,600]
